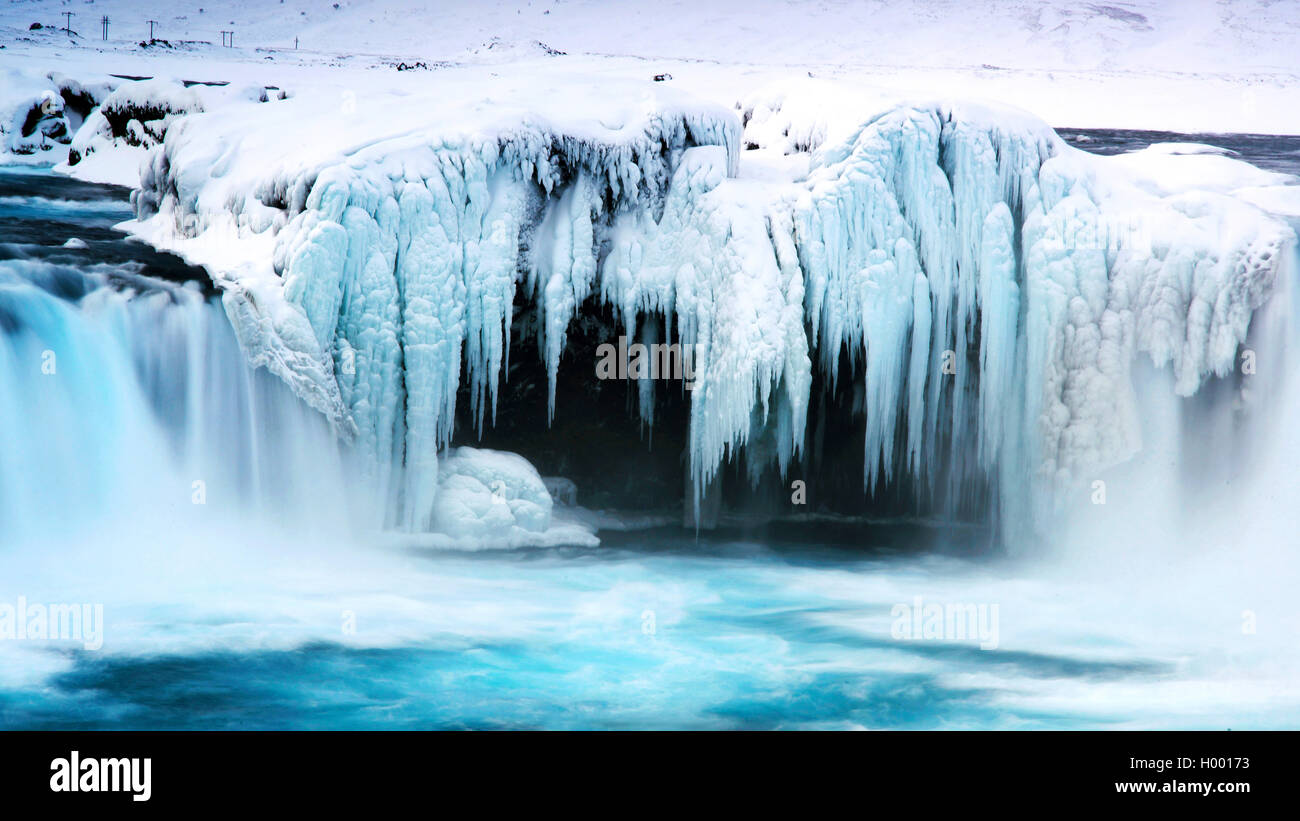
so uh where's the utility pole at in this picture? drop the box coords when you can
[147,20,157,41]
[63,12,73,34]
[102,16,109,41]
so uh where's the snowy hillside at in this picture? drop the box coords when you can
[2,1,1300,133]
[4,0,1298,74]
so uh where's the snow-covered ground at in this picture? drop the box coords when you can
[3,0,1300,137]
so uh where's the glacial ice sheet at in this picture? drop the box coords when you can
[128,87,1297,538]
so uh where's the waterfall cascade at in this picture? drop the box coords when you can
[0,173,362,546]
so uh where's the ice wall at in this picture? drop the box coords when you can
[127,85,1297,538]
[796,104,1294,527]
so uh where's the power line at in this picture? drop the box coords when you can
[102,16,109,41]
[146,19,158,41]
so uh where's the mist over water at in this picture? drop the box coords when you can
[2,145,1299,729]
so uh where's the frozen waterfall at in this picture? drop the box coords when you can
[123,82,1298,541]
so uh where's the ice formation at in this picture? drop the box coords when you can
[795,103,1294,525]
[121,80,1296,538]
[429,447,554,541]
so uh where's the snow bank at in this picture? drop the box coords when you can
[116,77,1296,539]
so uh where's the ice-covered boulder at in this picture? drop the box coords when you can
[423,447,597,549]
[430,447,552,537]
[0,68,107,157]
[3,90,68,154]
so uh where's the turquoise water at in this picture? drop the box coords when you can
[3,534,1294,730]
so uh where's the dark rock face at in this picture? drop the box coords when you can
[100,102,176,140]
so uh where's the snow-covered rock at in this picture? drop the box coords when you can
[64,79,204,186]
[430,447,550,535]
[0,67,113,164]
[1,70,74,157]
[421,447,598,549]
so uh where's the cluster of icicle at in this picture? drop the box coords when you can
[136,101,1295,535]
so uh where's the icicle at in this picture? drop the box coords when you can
[536,173,599,423]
